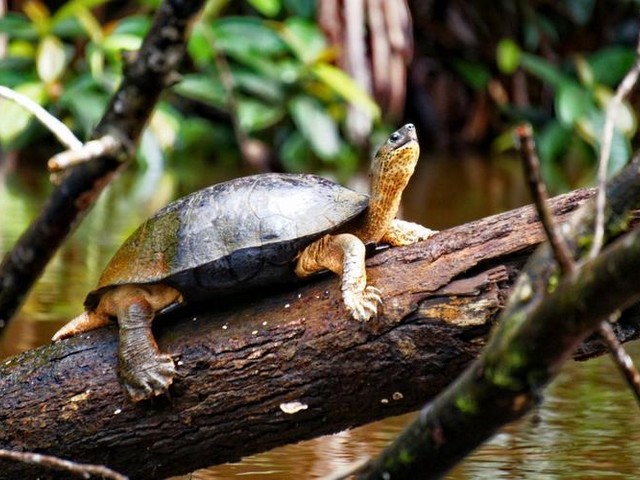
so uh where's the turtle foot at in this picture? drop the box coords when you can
[344,285,383,321]
[119,353,176,402]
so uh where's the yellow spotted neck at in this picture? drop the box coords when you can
[354,136,420,244]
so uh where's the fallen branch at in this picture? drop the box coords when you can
[1,187,638,480]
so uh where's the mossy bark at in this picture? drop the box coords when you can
[356,157,640,479]
[1,187,639,479]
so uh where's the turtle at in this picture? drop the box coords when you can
[53,123,435,401]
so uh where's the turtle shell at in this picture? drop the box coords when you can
[85,173,368,309]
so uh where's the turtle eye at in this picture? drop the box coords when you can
[389,132,401,143]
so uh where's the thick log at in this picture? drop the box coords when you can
[1,187,638,479]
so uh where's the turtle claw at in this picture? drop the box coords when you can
[119,353,176,402]
[344,285,383,322]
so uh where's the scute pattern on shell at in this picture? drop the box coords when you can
[87,173,369,306]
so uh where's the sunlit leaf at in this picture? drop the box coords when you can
[62,4,103,43]
[311,64,380,120]
[289,95,340,159]
[279,18,326,63]
[0,82,46,146]
[248,0,281,17]
[23,0,51,32]
[37,35,68,84]
[237,97,284,131]
[52,0,109,26]
[555,82,593,126]
[102,33,143,53]
[496,39,521,74]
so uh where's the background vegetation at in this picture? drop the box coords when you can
[0,0,639,188]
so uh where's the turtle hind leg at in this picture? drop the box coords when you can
[52,311,111,341]
[296,233,381,321]
[112,291,176,402]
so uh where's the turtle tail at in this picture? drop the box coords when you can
[52,311,110,341]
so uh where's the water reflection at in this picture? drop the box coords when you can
[2,151,639,479]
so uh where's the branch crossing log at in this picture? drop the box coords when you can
[1,187,638,479]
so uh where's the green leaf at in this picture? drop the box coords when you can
[102,33,143,53]
[555,82,593,126]
[173,73,227,108]
[289,95,340,159]
[237,97,284,131]
[452,59,491,90]
[59,77,108,136]
[520,53,569,88]
[0,13,38,40]
[311,63,380,119]
[233,68,283,102]
[112,15,151,37]
[588,46,636,87]
[247,0,281,17]
[212,17,287,57]
[37,35,69,83]
[279,18,326,63]
[496,39,521,74]
[0,82,46,146]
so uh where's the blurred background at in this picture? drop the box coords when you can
[1,0,640,478]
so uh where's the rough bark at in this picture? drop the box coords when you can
[1,187,638,480]
[355,154,640,479]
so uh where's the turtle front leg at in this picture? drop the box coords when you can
[112,295,176,402]
[296,234,382,321]
[382,219,437,247]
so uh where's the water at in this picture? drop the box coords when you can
[1,151,639,479]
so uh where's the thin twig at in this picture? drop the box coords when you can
[515,123,574,274]
[598,319,640,405]
[590,34,640,260]
[516,122,640,406]
[0,449,128,480]
[0,85,83,151]
[48,135,122,172]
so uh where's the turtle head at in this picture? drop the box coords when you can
[371,123,420,184]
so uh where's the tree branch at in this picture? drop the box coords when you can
[353,151,640,480]
[0,0,206,332]
[1,187,638,479]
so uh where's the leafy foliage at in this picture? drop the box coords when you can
[0,0,380,178]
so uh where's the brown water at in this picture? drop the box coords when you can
[1,151,639,479]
